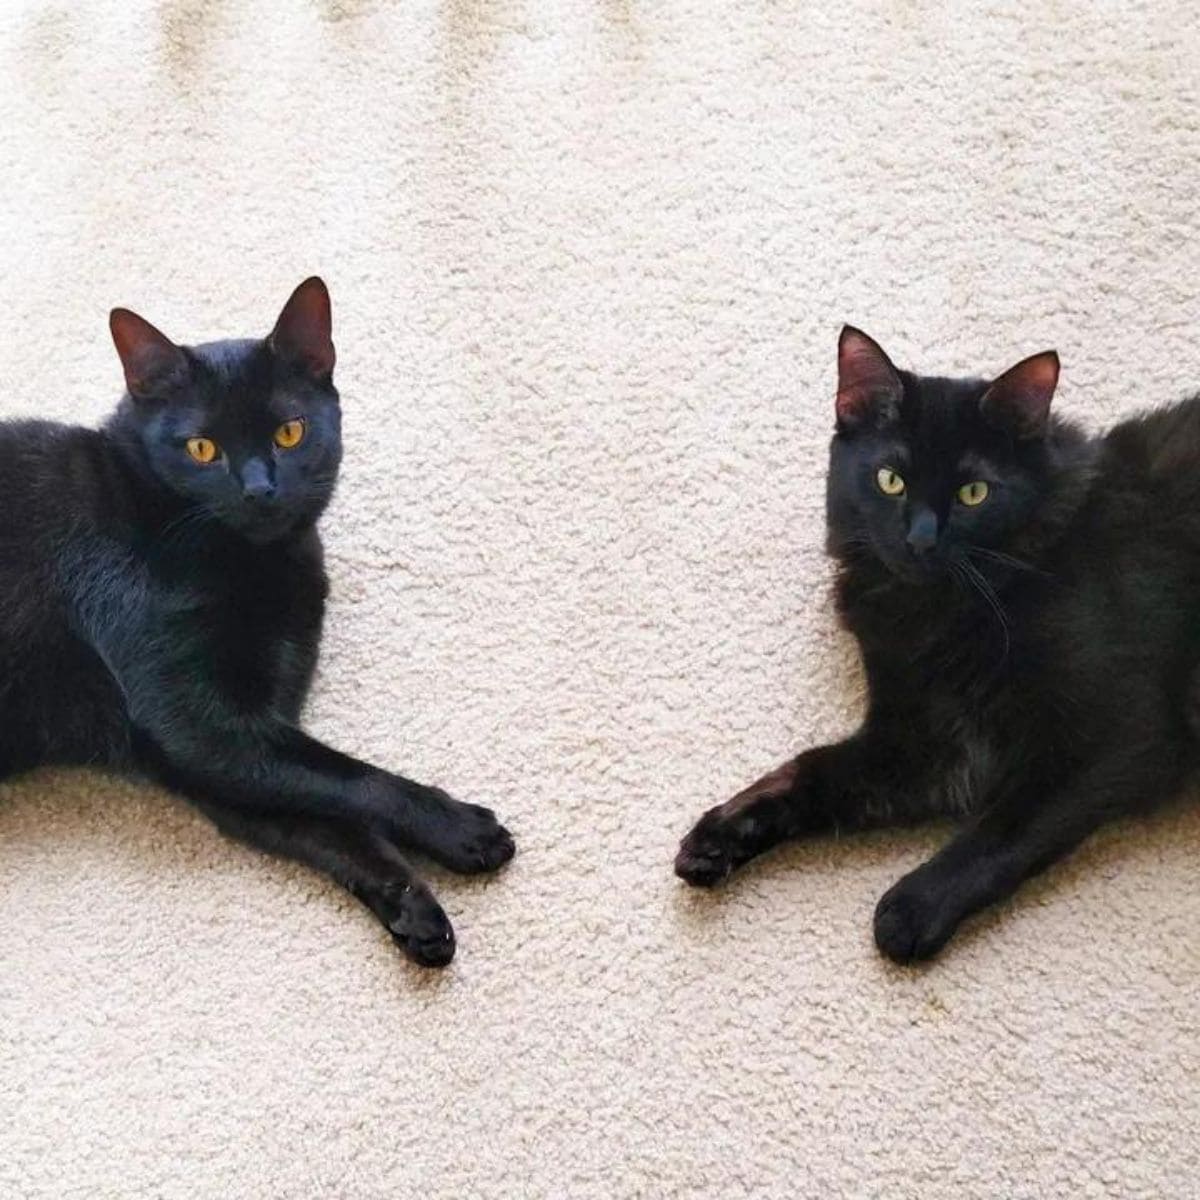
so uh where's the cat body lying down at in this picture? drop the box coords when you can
[677,327,1200,962]
[0,279,513,966]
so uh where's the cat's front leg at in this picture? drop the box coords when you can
[380,777,517,874]
[145,722,516,875]
[872,751,1178,964]
[675,730,929,886]
[264,730,518,873]
[77,579,518,878]
[200,803,457,966]
[675,755,812,885]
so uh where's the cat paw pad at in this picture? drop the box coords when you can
[675,817,735,887]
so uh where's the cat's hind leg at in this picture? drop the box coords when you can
[197,803,457,967]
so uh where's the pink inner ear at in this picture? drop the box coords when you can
[271,277,335,379]
[109,308,185,397]
[981,351,1059,438]
[837,326,901,427]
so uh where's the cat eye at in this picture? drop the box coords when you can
[186,437,220,465]
[274,419,306,450]
[876,467,905,496]
[957,481,990,507]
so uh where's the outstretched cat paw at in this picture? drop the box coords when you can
[873,871,958,965]
[412,792,516,874]
[378,882,458,968]
[675,809,736,887]
[676,759,803,886]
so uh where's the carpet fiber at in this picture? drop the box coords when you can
[2,3,1199,1197]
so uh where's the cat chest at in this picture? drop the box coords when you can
[917,675,1042,814]
[224,589,323,718]
[931,728,997,815]
[156,558,326,720]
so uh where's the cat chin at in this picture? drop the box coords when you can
[221,513,303,545]
[879,555,945,585]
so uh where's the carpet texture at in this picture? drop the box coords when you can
[2,2,1199,1197]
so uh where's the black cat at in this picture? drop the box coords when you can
[676,325,1200,962]
[0,278,513,967]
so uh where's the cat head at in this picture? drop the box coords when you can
[109,277,342,543]
[826,326,1061,582]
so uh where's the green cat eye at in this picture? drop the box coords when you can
[876,467,905,496]
[957,481,989,507]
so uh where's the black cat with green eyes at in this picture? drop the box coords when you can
[0,278,513,966]
[677,326,1200,962]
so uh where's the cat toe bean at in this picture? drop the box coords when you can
[452,820,517,873]
[674,843,733,888]
[402,925,457,969]
[674,818,735,887]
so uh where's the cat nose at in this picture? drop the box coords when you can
[906,507,938,556]
[240,459,276,503]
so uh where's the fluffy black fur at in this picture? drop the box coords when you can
[676,325,1200,963]
[0,278,513,967]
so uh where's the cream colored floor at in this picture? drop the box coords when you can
[1,3,1199,1197]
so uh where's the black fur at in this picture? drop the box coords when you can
[0,279,513,967]
[677,326,1200,963]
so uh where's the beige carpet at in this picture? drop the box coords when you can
[2,2,1199,1196]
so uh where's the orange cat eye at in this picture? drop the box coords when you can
[274,419,305,450]
[186,437,219,465]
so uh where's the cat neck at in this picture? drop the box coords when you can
[1005,417,1099,566]
[101,405,191,527]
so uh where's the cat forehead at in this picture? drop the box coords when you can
[873,440,1002,478]
[888,375,1000,447]
[188,337,272,387]
[155,375,300,444]
[182,340,320,421]
[900,374,989,421]
[873,381,1011,474]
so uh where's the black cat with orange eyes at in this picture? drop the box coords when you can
[0,278,515,968]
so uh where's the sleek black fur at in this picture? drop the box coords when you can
[0,279,513,967]
[677,326,1200,962]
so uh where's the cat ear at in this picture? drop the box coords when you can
[109,308,189,400]
[837,326,902,431]
[980,350,1059,439]
[270,276,335,381]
